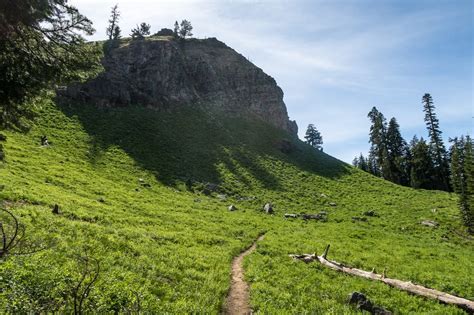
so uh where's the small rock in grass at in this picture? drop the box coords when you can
[194,198,201,203]
[302,212,327,221]
[263,202,274,214]
[363,210,377,217]
[40,135,49,146]
[348,292,392,315]
[284,213,299,218]
[228,204,237,211]
[421,220,439,227]
[52,204,60,215]
[98,197,105,203]
[329,202,337,206]
[320,193,328,198]
[352,216,368,222]
[0,134,6,141]
[217,194,227,201]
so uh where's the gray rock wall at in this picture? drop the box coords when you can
[62,37,297,135]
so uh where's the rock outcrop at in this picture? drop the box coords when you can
[61,37,297,135]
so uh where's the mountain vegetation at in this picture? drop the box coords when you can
[0,2,472,313]
[353,95,472,232]
[0,98,472,313]
[304,124,323,151]
[0,0,102,130]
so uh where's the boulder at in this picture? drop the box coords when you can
[302,212,327,221]
[363,210,377,217]
[421,220,439,227]
[348,292,392,315]
[52,204,60,215]
[263,203,274,214]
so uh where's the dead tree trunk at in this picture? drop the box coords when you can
[290,246,474,313]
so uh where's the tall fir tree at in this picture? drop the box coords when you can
[410,136,435,189]
[367,107,390,179]
[386,117,407,185]
[173,21,179,38]
[400,144,413,186]
[352,153,369,172]
[304,124,323,150]
[450,136,474,233]
[422,93,449,190]
[106,4,121,40]
[463,137,474,233]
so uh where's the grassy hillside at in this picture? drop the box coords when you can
[0,97,472,313]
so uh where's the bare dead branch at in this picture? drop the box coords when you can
[290,245,474,312]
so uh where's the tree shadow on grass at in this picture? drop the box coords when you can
[58,102,349,191]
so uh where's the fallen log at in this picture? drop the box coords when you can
[290,245,474,313]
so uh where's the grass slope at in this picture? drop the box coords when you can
[0,97,472,313]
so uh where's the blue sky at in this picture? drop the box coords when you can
[70,0,473,163]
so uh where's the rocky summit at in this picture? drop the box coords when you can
[61,37,298,135]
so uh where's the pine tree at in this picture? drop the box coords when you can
[450,136,474,233]
[113,26,122,40]
[400,144,412,186]
[179,20,193,39]
[410,136,435,189]
[0,0,102,129]
[131,23,151,39]
[463,137,474,233]
[173,21,179,39]
[367,150,380,176]
[304,124,323,150]
[386,117,407,184]
[367,107,390,179]
[352,153,369,172]
[422,93,449,190]
[106,4,121,40]
[450,137,464,194]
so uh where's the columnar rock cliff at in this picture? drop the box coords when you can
[62,37,298,135]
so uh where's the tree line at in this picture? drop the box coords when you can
[105,4,193,42]
[353,94,473,233]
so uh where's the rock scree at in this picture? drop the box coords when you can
[224,234,265,315]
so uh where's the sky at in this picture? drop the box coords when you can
[70,0,473,163]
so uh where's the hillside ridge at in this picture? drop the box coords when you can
[60,37,298,136]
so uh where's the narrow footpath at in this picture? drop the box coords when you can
[223,234,265,315]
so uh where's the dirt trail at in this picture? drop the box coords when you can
[223,234,265,315]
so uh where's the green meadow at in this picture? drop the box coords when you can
[0,97,472,313]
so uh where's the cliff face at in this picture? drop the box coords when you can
[62,37,298,135]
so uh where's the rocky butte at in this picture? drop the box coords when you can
[61,36,298,135]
